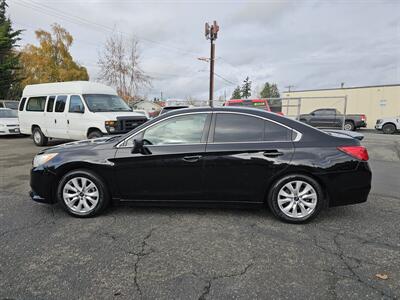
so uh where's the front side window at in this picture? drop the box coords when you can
[55,95,67,113]
[69,95,85,113]
[26,97,46,112]
[47,96,56,112]
[142,114,208,145]
[214,114,264,142]
[83,94,131,112]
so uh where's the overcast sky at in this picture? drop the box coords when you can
[7,0,400,100]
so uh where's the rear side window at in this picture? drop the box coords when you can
[46,96,56,112]
[214,114,264,142]
[19,98,26,111]
[55,95,67,112]
[26,97,46,112]
[264,120,292,141]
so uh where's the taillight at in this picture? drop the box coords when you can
[338,146,369,161]
[361,114,366,121]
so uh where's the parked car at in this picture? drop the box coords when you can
[224,99,284,115]
[30,107,371,223]
[0,108,20,135]
[160,105,190,114]
[0,100,19,110]
[18,81,148,146]
[375,116,400,134]
[132,109,150,119]
[299,108,367,131]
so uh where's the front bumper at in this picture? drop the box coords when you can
[30,167,57,204]
[0,127,20,135]
[375,124,383,130]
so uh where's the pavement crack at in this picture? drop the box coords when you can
[127,228,156,298]
[198,262,254,300]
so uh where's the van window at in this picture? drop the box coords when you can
[55,95,67,113]
[19,98,26,111]
[47,96,56,112]
[69,95,84,113]
[26,97,46,112]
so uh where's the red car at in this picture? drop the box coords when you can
[224,99,283,115]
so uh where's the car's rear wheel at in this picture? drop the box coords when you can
[32,127,48,146]
[382,123,396,134]
[267,174,324,223]
[57,170,109,217]
[344,121,355,131]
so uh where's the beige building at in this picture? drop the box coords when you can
[282,84,400,129]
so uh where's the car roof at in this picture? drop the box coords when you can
[22,81,117,97]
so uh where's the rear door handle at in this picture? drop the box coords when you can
[263,150,283,158]
[54,119,57,124]
[183,155,202,162]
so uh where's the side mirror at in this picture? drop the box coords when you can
[131,139,152,155]
[310,112,315,116]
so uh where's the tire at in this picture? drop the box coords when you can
[267,174,325,223]
[57,169,110,218]
[382,123,396,134]
[344,121,355,131]
[87,130,103,139]
[32,127,48,146]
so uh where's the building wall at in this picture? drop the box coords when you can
[283,85,400,129]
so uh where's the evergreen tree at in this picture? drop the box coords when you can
[0,0,23,99]
[231,85,242,99]
[241,76,252,99]
[260,82,280,98]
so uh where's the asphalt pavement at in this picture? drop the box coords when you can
[0,131,399,299]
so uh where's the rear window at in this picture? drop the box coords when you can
[55,95,67,112]
[26,97,46,112]
[214,113,264,142]
[19,98,26,111]
[47,96,56,112]
[4,101,19,110]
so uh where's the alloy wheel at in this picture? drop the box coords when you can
[63,177,99,215]
[277,180,317,218]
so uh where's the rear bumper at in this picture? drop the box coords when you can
[320,162,372,207]
[355,121,367,128]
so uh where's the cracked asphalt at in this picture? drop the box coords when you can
[1,131,399,299]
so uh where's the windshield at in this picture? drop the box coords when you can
[4,101,19,110]
[83,94,132,112]
[0,110,18,118]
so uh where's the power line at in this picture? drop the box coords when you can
[13,0,202,57]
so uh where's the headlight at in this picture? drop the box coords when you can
[105,120,117,127]
[33,153,58,168]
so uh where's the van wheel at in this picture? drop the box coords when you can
[32,127,48,146]
[87,130,103,139]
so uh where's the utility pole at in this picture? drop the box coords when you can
[285,85,295,92]
[205,21,219,107]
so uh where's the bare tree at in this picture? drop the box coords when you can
[98,34,151,103]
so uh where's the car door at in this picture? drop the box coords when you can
[309,109,336,128]
[203,112,294,203]
[112,112,211,201]
[44,95,56,137]
[67,95,86,140]
[49,95,69,139]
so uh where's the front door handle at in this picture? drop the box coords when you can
[67,120,70,124]
[54,119,57,124]
[183,155,202,162]
[263,150,283,158]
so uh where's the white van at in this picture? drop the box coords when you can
[18,81,148,146]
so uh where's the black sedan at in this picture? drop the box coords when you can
[30,107,371,223]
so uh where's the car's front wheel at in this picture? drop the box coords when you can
[57,169,109,217]
[267,174,324,223]
[382,123,396,134]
